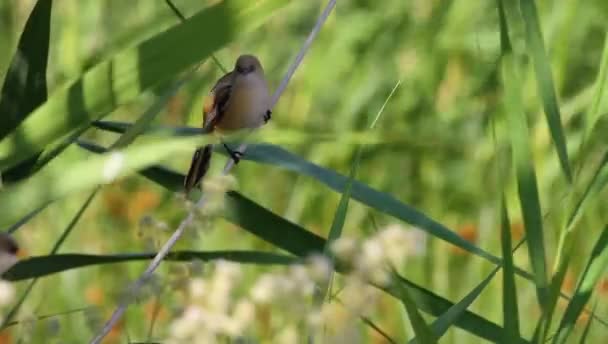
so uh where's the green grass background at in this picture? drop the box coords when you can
[0,0,607,342]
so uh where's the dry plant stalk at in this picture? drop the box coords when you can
[90,1,337,342]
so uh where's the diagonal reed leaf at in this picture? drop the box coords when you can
[499,1,549,315]
[553,225,608,343]
[409,268,500,344]
[0,0,52,139]
[0,0,52,183]
[519,0,572,182]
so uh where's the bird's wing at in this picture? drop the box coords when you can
[203,71,234,130]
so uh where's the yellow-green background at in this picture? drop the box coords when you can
[1,0,607,342]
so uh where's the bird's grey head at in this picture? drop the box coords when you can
[235,54,263,75]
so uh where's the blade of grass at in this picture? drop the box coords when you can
[409,268,500,344]
[0,0,52,182]
[391,274,527,343]
[500,202,521,342]
[553,225,608,343]
[578,302,597,344]
[314,150,359,304]
[520,0,572,182]
[359,314,398,344]
[2,306,94,329]
[547,35,608,337]
[499,4,549,315]
[496,5,522,335]
[545,152,608,337]
[581,33,608,147]
[2,250,295,281]
[392,271,437,344]
[4,204,46,234]
[0,0,51,139]
[315,78,396,305]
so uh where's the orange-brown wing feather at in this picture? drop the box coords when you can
[203,71,234,131]
[184,71,235,192]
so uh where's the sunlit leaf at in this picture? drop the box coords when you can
[0,0,289,171]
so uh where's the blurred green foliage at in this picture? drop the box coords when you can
[0,0,607,342]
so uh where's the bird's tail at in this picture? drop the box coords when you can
[184,144,213,193]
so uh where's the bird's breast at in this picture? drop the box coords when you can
[216,77,270,131]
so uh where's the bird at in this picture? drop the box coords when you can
[0,232,19,276]
[184,54,272,193]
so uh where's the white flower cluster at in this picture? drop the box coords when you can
[167,224,421,343]
[169,261,252,343]
[169,256,332,344]
[332,224,422,285]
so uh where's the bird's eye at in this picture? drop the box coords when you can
[7,242,18,255]
[237,65,255,74]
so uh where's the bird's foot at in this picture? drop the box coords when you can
[223,143,244,163]
[264,109,272,123]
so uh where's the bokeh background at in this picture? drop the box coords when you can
[0,0,607,342]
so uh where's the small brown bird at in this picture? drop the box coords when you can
[0,232,19,276]
[184,54,271,193]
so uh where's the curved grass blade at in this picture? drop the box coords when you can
[314,149,361,305]
[520,0,572,182]
[0,0,52,139]
[0,136,211,229]
[326,151,359,248]
[500,202,521,341]
[581,34,608,149]
[553,225,608,343]
[497,5,521,340]
[4,204,46,234]
[2,250,295,281]
[0,0,290,171]
[409,268,500,344]
[393,272,437,344]
[500,23,549,314]
[2,306,93,330]
[578,302,597,344]
[391,274,528,343]
[546,152,608,336]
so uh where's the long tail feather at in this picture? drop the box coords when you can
[184,144,213,193]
